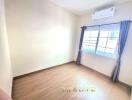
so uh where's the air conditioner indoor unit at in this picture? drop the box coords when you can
[92,7,116,20]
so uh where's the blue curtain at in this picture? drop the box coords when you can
[76,26,86,65]
[111,20,130,82]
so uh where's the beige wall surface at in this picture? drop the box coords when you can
[5,0,78,77]
[75,1,132,86]
[0,0,12,96]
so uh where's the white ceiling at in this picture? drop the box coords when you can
[50,0,131,15]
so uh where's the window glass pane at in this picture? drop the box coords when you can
[96,47,114,57]
[97,47,105,52]
[96,47,105,55]
[98,38,107,47]
[90,38,97,41]
[90,31,99,37]
[107,38,118,48]
[89,40,96,44]
[87,46,95,52]
[105,48,114,54]
[109,37,117,40]
[88,44,96,47]
[82,30,99,52]
[109,31,119,37]
[96,23,120,57]
[82,44,88,49]
[84,31,90,38]
[100,31,109,37]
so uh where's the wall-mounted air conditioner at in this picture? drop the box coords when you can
[92,6,116,20]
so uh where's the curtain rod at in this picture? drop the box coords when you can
[81,20,132,28]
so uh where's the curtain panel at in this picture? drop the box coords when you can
[111,20,131,82]
[76,26,86,65]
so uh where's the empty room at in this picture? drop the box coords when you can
[0,0,132,100]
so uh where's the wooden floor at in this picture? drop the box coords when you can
[13,63,131,100]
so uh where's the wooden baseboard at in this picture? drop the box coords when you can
[79,63,131,89]
[13,61,74,80]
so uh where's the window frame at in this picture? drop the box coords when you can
[82,25,119,58]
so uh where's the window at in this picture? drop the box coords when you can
[82,26,99,53]
[82,24,120,57]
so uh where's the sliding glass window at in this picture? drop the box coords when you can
[82,26,99,53]
[82,24,120,58]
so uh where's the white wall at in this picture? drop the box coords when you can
[75,1,132,86]
[5,0,78,77]
[0,0,12,96]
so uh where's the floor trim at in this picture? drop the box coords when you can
[13,61,74,80]
[80,63,131,89]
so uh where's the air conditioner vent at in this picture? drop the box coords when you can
[92,7,116,20]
